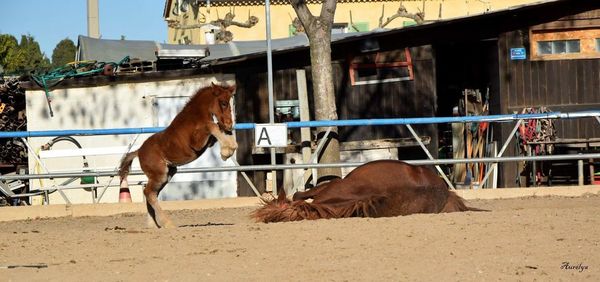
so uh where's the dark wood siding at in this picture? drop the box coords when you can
[232,46,437,195]
[501,31,600,138]
[497,30,600,187]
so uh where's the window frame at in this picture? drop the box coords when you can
[536,39,581,55]
[348,48,414,86]
[529,27,600,61]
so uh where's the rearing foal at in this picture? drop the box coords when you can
[119,83,237,228]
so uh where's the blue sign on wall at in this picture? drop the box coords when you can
[510,48,527,60]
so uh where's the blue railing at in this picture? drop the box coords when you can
[1,111,598,138]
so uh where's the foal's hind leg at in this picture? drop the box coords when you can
[143,164,177,228]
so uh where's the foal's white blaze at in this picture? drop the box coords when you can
[229,97,236,129]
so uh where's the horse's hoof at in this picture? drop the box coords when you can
[220,148,235,160]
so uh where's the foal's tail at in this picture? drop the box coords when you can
[118,150,139,180]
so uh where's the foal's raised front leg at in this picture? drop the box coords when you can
[207,123,238,160]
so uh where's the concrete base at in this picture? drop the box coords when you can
[0,197,262,222]
[1,186,599,222]
[455,185,600,200]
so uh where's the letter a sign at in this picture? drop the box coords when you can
[255,124,288,147]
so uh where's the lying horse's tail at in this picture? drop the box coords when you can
[119,150,139,180]
[442,191,489,212]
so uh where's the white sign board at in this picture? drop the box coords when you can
[255,124,288,147]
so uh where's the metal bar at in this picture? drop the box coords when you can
[3,111,600,138]
[21,138,71,204]
[406,124,455,189]
[578,158,584,186]
[38,182,142,191]
[231,159,261,197]
[265,0,276,196]
[479,120,522,188]
[3,153,600,182]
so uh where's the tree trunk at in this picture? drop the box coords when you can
[307,27,341,183]
[290,0,342,184]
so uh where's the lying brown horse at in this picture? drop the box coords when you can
[119,83,237,228]
[252,160,485,223]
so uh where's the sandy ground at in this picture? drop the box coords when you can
[1,195,599,281]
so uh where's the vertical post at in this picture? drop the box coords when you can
[296,69,311,192]
[87,0,100,38]
[265,0,276,196]
[578,158,584,186]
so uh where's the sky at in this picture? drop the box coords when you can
[0,0,167,59]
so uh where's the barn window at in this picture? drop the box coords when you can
[537,39,580,55]
[348,48,414,86]
[530,20,600,60]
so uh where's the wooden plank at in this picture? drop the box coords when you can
[515,60,525,108]
[559,60,570,105]
[548,61,560,106]
[530,60,540,105]
[584,60,595,104]
[594,59,600,104]
[523,60,532,106]
[540,61,548,107]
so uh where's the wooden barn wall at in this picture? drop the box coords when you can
[232,45,437,196]
[335,45,437,160]
[497,29,600,187]
[233,67,300,195]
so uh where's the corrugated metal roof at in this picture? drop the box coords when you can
[76,31,374,64]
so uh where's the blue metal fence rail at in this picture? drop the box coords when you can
[1,110,599,138]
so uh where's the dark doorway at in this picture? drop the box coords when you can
[434,39,501,186]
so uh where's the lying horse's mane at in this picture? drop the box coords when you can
[251,194,389,222]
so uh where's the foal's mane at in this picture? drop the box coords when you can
[180,85,216,113]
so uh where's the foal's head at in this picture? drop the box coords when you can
[209,82,236,133]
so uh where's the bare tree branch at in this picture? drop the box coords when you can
[379,2,425,28]
[168,10,258,43]
[378,5,385,28]
[168,15,259,30]
[290,0,314,32]
[214,16,259,29]
[349,11,360,32]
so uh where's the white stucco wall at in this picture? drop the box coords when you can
[25,74,237,205]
